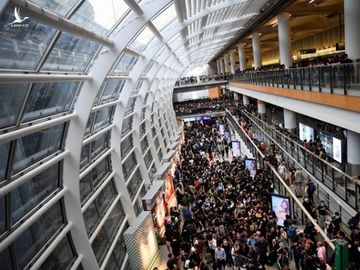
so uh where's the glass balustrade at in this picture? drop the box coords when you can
[241,110,358,214]
[231,63,360,95]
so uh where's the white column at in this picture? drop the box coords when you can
[229,50,235,73]
[223,55,229,73]
[243,95,250,105]
[345,0,360,60]
[257,100,266,114]
[216,59,221,74]
[347,130,360,176]
[284,109,296,130]
[233,92,240,100]
[238,43,246,71]
[219,57,225,74]
[277,12,293,68]
[252,32,262,69]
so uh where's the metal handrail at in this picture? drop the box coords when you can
[231,62,360,95]
[225,109,335,251]
[243,110,351,178]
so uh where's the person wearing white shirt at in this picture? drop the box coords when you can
[214,245,226,270]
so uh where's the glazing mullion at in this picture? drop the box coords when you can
[13,83,33,129]
[9,243,18,270]
[34,30,62,73]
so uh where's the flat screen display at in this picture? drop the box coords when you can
[271,194,291,227]
[232,141,241,157]
[183,117,195,122]
[244,159,257,179]
[299,123,314,142]
[333,137,342,163]
[319,131,333,157]
[195,115,212,121]
[219,124,225,135]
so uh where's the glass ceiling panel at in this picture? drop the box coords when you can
[0,8,56,70]
[28,0,78,16]
[112,53,138,75]
[0,84,28,129]
[22,81,80,123]
[151,4,177,31]
[95,80,125,104]
[71,0,129,36]
[128,27,154,52]
[42,32,100,72]
[0,143,10,183]
[141,61,154,76]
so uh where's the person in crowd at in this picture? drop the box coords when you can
[167,253,177,270]
[306,180,316,203]
[317,200,328,229]
[316,241,327,263]
[278,161,287,179]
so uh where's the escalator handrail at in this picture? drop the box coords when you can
[242,110,353,181]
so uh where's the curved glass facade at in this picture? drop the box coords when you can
[0,0,269,268]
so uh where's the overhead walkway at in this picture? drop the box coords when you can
[173,79,228,93]
[237,109,357,223]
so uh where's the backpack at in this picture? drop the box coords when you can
[308,182,316,194]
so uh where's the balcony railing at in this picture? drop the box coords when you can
[231,63,360,96]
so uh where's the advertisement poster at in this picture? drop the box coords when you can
[319,132,333,157]
[244,159,257,179]
[231,141,241,157]
[299,123,314,142]
[271,195,291,227]
[165,173,175,202]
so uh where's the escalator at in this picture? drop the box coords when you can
[238,109,357,226]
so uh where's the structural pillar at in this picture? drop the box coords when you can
[284,108,296,132]
[257,100,266,114]
[347,130,360,176]
[252,32,262,69]
[216,59,221,74]
[219,57,225,74]
[257,100,266,120]
[344,0,360,60]
[238,43,246,71]
[277,12,293,68]
[229,50,235,73]
[242,95,250,106]
[233,92,240,101]
[223,55,228,73]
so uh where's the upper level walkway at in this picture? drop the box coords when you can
[173,79,228,93]
[175,62,360,98]
[230,63,360,97]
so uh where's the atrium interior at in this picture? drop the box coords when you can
[0,0,360,269]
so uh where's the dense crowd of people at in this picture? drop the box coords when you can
[232,53,352,73]
[164,118,334,270]
[173,97,237,116]
[175,75,225,86]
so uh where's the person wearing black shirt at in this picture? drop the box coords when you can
[166,253,177,270]
[317,201,328,229]
[332,212,342,234]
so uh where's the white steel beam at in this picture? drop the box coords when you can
[13,0,114,47]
